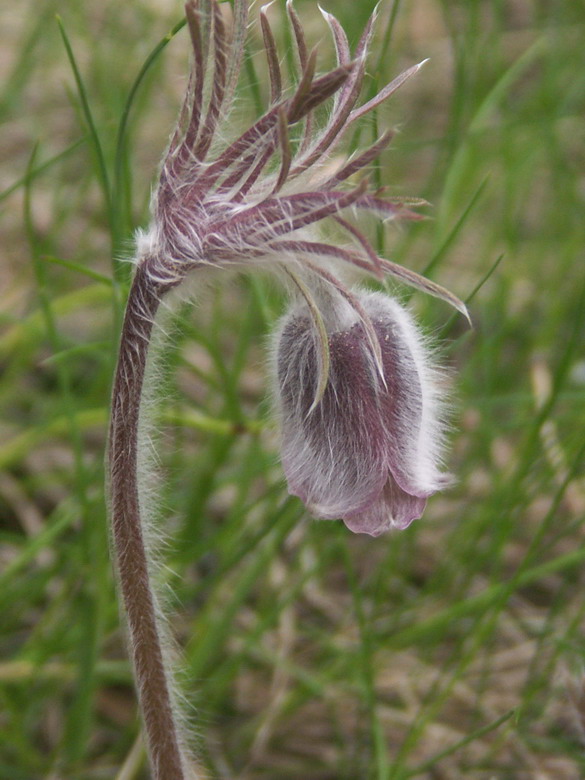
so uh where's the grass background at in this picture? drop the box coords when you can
[1,0,585,777]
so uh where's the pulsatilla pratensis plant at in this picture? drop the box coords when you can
[108,1,468,777]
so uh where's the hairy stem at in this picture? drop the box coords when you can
[108,263,189,780]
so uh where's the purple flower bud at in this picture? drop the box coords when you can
[274,291,450,536]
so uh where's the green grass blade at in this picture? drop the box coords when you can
[441,253,504,336]
[0,510,76,589]
[341,538,391,779]
[389,544,585,652]
[424,177,489,278]
[0,284,113,357]
[0,409,106,470]
[40,341,111,366]
[24,142,108,767]
[40,254,113,285]
[403,709,516,777]
[112,14,187,265]
[55,15,112,226]
[0,138,85,204]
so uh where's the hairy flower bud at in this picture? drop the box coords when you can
[274,291,450,536]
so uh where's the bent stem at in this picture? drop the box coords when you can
[108,264,189,780]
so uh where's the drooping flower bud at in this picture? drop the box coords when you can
[274,291,450,536]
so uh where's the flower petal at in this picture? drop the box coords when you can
[276,308,389,519]
[358,292,449,498]
[342,477,427,536]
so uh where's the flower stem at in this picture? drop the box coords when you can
[108,264,189,780]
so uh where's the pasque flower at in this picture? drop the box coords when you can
[128,0,467,538]
[275,290,451,536]
[107,2,468,777]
